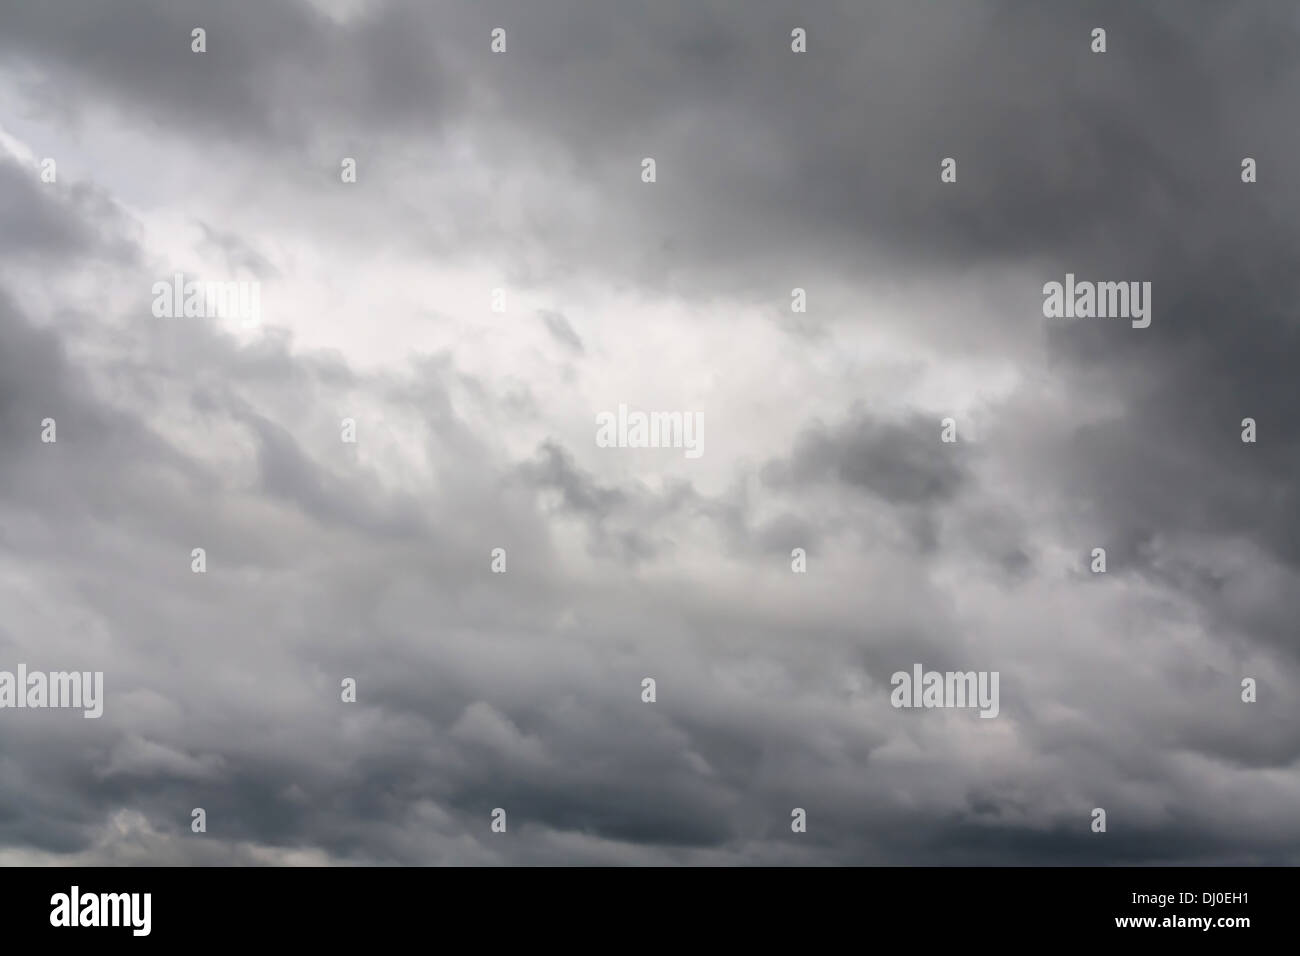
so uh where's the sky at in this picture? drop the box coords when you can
[1,0,1298,865]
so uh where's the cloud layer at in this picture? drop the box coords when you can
[1,0,1298,865]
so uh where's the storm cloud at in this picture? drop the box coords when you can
[0,0,1297,865]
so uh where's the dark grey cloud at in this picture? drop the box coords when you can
[763,408,971,505]
[0,0,459,147]
[0,155,138,263]
[1,0,1298,867]
[537,309,583,354]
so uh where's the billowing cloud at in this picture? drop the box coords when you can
[0,0,1297,865]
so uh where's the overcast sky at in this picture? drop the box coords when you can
[1,0,1298,865]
